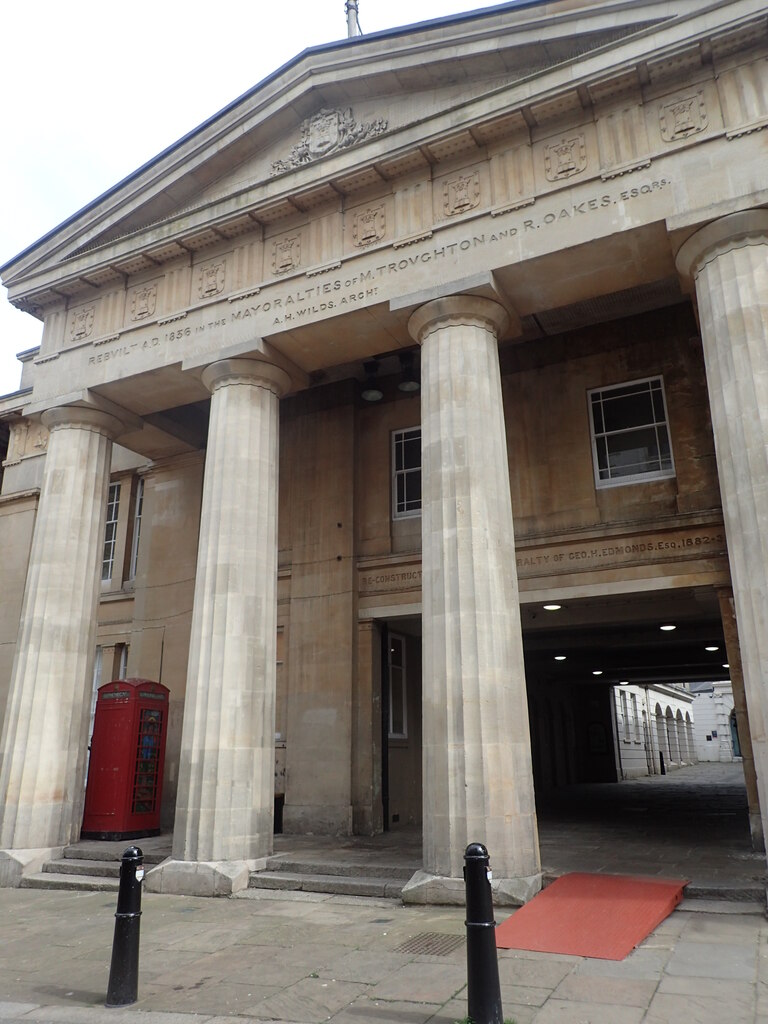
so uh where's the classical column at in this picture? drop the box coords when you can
[717,588,763,851]
[0,407,123,859]
[404,296,540,905]
[677,210,768,848]
[159,358,289,894]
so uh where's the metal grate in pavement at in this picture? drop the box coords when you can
[394,931,465,956]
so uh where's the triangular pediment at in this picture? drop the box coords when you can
[3,0,763,305]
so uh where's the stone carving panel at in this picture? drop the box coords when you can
[443,172,481,216]
[6,420,49,462]
[659,93,708,141]
[197,259,227,299]
[544,134,588,180]
[272,235,301,275]
[69,304,95,342]
[129,282,158,321]
[271,107,388,175]
[352,204,386,247]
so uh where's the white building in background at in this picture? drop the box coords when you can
[613,684,695,780]
[690,682,740,763]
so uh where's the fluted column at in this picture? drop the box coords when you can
[171,358,290,868]
[405,296,540,902]
[0,407,123,851]
[677,210,768,847]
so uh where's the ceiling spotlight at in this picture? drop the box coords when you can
[397,351,420,393]
[543,604,562,611]
[705,646,719,652]
[554,655,566,662]
[723,663,730,669]
[619,680,630,686]
[361,359,383,402]
[593,670,603,676]
[660,624,676,631]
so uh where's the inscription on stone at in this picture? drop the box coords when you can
[659,93,707,141]
[545,134,587,180]
[359,567,422,595]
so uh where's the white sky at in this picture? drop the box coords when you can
[0,0,517,397]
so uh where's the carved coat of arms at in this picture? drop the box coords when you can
[272,107,388,175]
[544,135,588,181]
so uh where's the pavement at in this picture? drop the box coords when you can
[2,762,767,1024]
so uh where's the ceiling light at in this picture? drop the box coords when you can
[554,655,566,662]
[660,624,676,631]
[619,680,629,686]
[397,351,420,393]
[723,663,730,669]
[593,670,603,676]
[361,359,383,402]
[543,604,562,611]
[705,646,719,652]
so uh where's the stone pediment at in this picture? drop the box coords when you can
[2,0,763,309]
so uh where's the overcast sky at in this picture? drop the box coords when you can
[0,0,518,397]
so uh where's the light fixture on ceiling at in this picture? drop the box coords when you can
[593,670,603,676]
[705,645,719,652]
[660,624,676,631]
[543,604,562,611]
[619,680,630,686]
[397,351,420,393]
[723,663,730,669]
[361,359,383,402]
[554,655,566,661]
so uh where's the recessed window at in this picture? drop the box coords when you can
[588,376,674,487]
[392,427,421,519]
[128,478,145,581]
[101,483,121,582]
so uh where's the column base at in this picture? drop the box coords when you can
[401,868,542,906]
[0,848,64,887]
[145,857,267,897]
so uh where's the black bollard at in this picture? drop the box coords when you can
[106,846,144,1007]
[464,842,504,1024]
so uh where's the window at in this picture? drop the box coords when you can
[588,376,674,487]
[631,693,641,742]
[392,427,421,518]
[388,633,408,739]
[101,483,121,582]
[128,478,145,580]
[620,689,630,741]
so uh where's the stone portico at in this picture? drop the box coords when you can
[1,0,768,897]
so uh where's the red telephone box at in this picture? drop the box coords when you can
[82,678,169,840]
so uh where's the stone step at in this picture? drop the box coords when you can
[43,858,121,878]
[20,872,120,892]
[264,857,414,881]
[249,870,404,898]
[62,844,167,865]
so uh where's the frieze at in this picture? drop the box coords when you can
[544,134,587,180]
[272,235,301,275]
[129,283,158,321]
[659,93,708,141]
[271,107,388,175]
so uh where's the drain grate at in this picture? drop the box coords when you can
[394,931,465,956]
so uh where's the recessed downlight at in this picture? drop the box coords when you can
[723,663,730,669]
[543,604,562,611]
[554,655,567,662]
[660,624,676,631]
[705,646,719,652]
[619,680,630,686]
[593,670,603,676]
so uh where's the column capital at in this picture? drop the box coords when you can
[40,405,126,440]
[675,209,768,280]
[407,296,509,345]
[201,357,292,397]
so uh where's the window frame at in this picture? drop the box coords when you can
[391,427,422,520]
[128,477,145,581]
[588,375,675,489]
[101,482,121,582]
